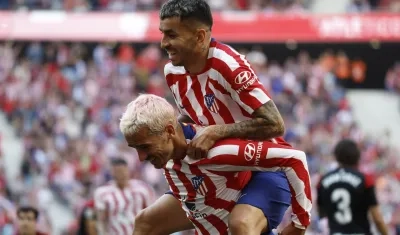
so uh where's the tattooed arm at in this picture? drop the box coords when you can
[187,100,285,159]
[178,102,284,140]
[212,100,285,140]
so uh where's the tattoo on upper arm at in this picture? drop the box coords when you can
[214,100,285,140]
[253,101,284,130]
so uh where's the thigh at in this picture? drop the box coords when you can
[230,203,267,234]
[235,171,291,235]
[134,194,194,235]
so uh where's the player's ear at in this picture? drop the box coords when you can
[196,28,207,44]
[165,123,176,138]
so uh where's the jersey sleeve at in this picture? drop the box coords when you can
[363,173,378,208]
[94,188,106,211]
[190,139,312,229]
[217,44,272,114]
[142,183,156,208]
[316,178,326,218]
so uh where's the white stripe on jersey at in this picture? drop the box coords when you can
[164,161,244,234]
[209,67,264,115]
[164,160,187,201]
[212,47,241,71]
[250,88,270,106]
[170,82,184,113]
[207,69,249,121]
[185,145,239,165]
[94,179,155,235]
[131,190,144,219]
[197,145,311,229]
[164,63,185,75]
[208,145,239,159]
[215,45,258,80]
[202,169,242,203]
[185,75,207,124]
[266,148,312,224]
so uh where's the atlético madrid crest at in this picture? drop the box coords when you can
[191,176,208,196]
[204,94,219,113]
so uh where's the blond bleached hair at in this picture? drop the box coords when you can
[119,94,177,137]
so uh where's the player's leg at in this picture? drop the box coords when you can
[134,194,194,235]
[229,172,291,235]
[229,204,266,235]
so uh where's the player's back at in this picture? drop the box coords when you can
[164,159,251,234]
[317,167,375,235]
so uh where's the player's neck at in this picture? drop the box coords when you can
[19,231,36,235]
[339,163,358,170]
[184,43,210,74]
[173,124,188,160]
[116,181,128,189]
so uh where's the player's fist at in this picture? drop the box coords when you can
[187,126,219,159]
[278,223,305,235]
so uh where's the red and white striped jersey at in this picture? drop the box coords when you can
[94,179,155,235]
[164,139,312,234]
[164,39,288,145]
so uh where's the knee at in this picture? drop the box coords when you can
[229,214,266,235]
[229,214,253,234]
[228,207,267,235]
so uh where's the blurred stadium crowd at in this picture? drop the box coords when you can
[0,0,399,234]
[0,40,399,234]
[0,0,399,12]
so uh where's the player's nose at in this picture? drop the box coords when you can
[160,36,170,49]
[136,150,148,162]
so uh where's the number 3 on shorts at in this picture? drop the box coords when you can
[331,188,352,225]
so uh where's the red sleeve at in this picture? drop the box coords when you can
[85,199,95,208]
[192,139,312,228]
[363,172,375,188]
[361,172,378,207]
[215,44,272,114]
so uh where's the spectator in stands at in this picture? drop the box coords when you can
[385,62,400,93]
[0,189,15,235]
[4,0,309,11]
[15,206,47,235]
[6,0,400,12]
[0,0,10,9]
[347,0,372,12]
[385,61,400,112]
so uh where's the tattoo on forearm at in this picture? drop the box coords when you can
[215,101,285,140]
